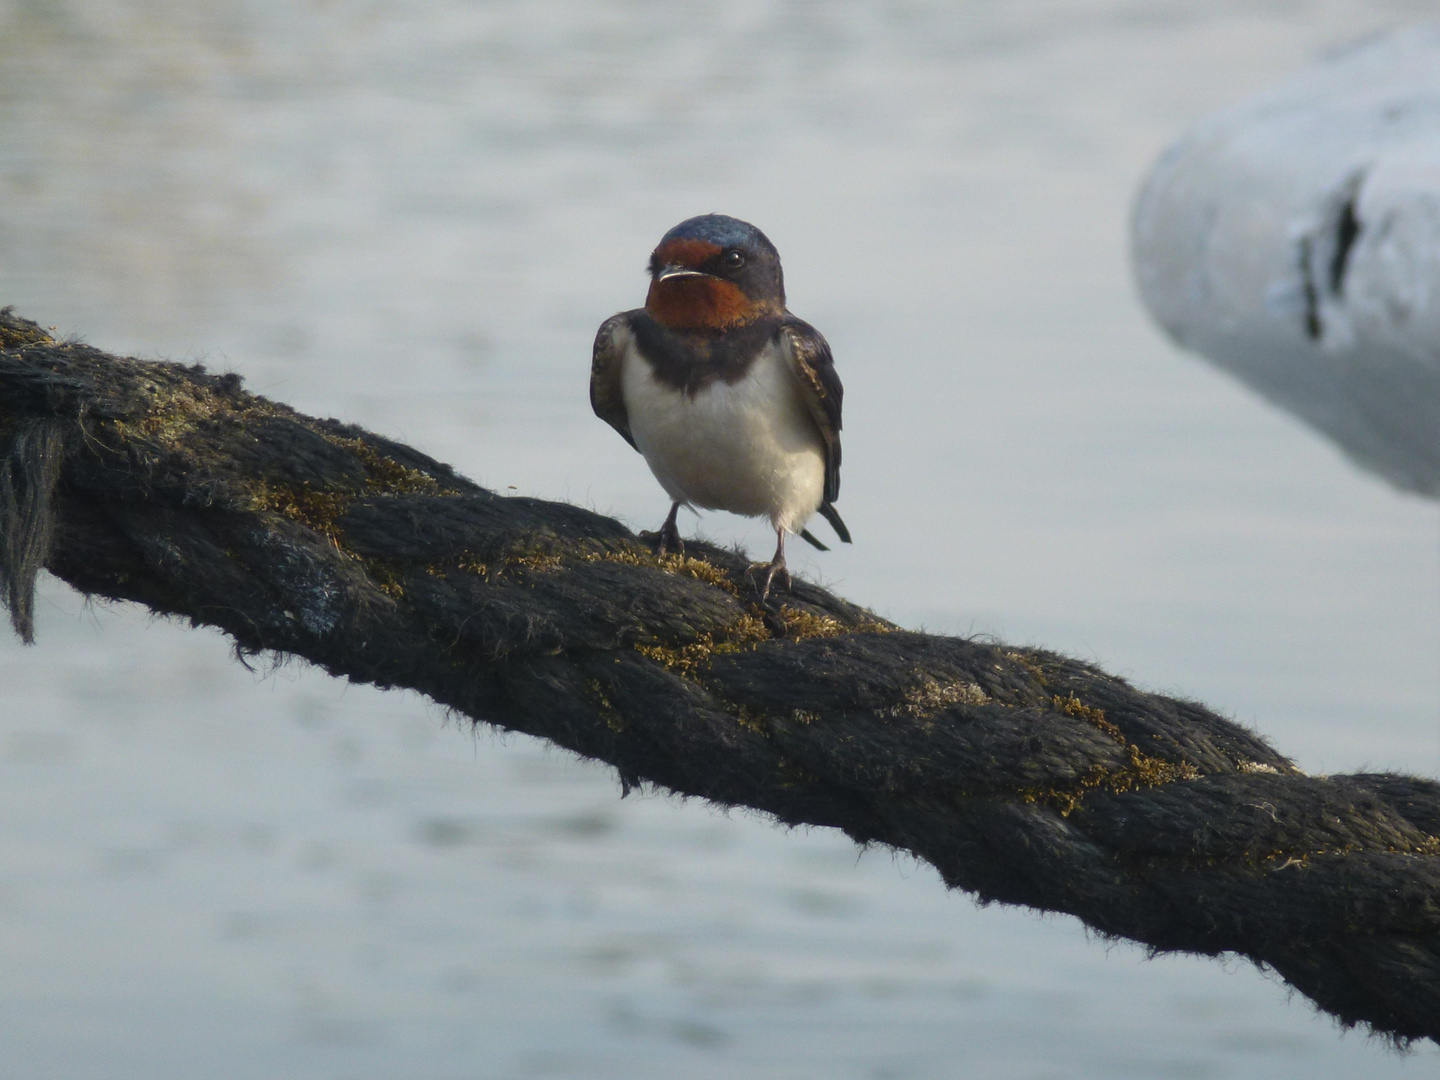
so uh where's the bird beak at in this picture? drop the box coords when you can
[655,264,710,283]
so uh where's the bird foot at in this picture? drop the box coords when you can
[747,557,790,603]
[640,518,684,558]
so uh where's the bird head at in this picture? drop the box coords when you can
[644,215,785,331]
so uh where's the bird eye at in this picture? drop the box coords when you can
[724,250,746,270]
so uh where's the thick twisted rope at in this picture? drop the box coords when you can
[2,307,1437,1043]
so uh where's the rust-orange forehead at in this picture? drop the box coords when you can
[653,237,722,267]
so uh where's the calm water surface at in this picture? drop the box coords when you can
[2,2,1439,1077]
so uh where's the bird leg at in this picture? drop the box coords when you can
[648,501,683,557]
[752,527,790,602]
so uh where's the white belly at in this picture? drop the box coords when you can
[621,340,826,534]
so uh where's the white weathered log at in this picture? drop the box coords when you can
[1133,26,1440,497]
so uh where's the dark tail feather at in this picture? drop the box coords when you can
[819,502,851,544]
[799,529,829,551]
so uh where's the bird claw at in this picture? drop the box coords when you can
[747,558,790,602]
[641,518,684,558]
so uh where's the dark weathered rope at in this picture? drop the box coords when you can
[2,306,1438,1043]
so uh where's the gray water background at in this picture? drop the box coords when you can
[2,2,1440,1077]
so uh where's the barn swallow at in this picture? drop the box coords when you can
[590,214,850,600]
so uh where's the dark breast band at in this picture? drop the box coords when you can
[630,312,784,396]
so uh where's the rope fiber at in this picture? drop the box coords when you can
[2,307,1438,1043]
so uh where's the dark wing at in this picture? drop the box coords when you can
[590,312,636,450]
[779,317,843,503]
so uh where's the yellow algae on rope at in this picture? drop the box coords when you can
[634,613,772,677]
[0,318,54,349]
[585,545,739,594]
[1006,691,1204,815]
[885,677,990,718]
[247,479,353,540]
[319,433,443,496]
